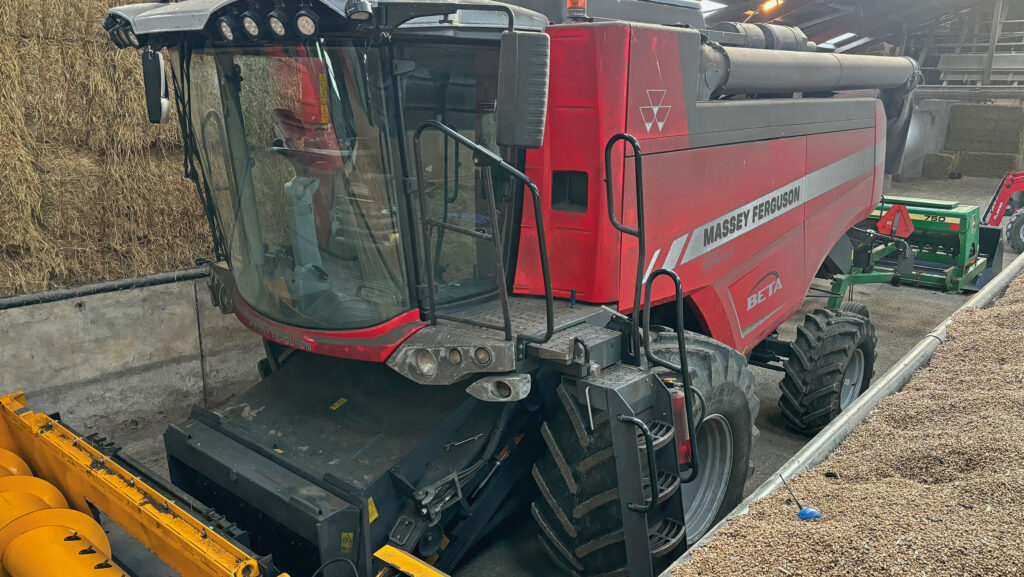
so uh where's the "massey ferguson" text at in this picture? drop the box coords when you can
[702,185,802,246]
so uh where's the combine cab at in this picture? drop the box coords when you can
[0,1,924,576]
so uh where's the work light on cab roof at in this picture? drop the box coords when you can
[217,15,238,41]
[267,9,288,36]
[294,7,319,36]
[241,10,263,38]
[344,0,373,20]
[125,29,140,47]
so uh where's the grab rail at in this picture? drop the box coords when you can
[642,269,700,483]
[604,133,646,362]
[413,120,554,344]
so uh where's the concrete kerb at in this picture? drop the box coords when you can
[663,250,1024,574]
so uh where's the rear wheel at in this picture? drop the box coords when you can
[778,309,877,435]
[1006,212,1024,253]
[531,332,757,576]
[839,300,870,320]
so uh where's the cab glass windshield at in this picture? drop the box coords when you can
[188,39,513,331]
[189,42,408,330]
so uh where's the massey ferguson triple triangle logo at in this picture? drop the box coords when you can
[639,89,671,133]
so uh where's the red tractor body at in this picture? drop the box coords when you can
[984,171,1024,227]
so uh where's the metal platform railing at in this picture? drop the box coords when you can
[413,120,554,344]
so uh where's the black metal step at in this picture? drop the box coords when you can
[526,323,622,366]
[643,470,681,504]
[571,470,681,520]
[648,517,686,558]
[637,420,674,452]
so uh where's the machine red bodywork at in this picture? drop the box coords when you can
[236,299,424,362]
[515,23,886,353]
[984,171,1024,227]
[240,21,891,359]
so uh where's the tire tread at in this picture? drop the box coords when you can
[778,309,877,435]
[532,332,758,575]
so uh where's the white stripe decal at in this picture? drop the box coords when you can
[642,249,662,284]
[663,234,689,270]
[742,305,784,338]
[679,145,874,265]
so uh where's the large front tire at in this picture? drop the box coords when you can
[1006,212,1024,253]
[778,309,877,435]
[531,332,757,576]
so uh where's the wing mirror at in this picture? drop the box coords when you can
[142,48,170,124]
[496,31,550,149]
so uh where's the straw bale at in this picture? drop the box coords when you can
[674,275,1024,576]
[922,152,955,179]
[0,0,210,296]
[0,0,123,43]
[0,145,207,294]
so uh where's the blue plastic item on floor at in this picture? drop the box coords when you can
[779,475,824,521]
[798,507,823,521]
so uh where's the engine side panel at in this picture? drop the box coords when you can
[629,136,809,352]
[516,22,886,351]
[802,124,881,301]
[514,22,632,303]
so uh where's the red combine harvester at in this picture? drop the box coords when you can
[7,1,918,576]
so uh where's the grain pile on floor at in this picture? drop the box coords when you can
[0,0,211,296]
[674,276,1024,576]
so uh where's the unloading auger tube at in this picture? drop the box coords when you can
[697,42,921,169]
[698,44,920,98]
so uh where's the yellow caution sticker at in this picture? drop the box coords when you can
[274,448,284,454]
[319,73,330,124]
[341,532,355,554]
[367,497,379,524]
[329,397,348,411]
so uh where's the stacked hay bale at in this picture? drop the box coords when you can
[0,0,211,296]
[923,103,1024,179]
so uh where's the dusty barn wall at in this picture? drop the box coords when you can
[916,102,1024,179]
[0,280,263,457]
[896,99,955,180]
[0,0,211,297]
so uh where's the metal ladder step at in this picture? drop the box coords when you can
[525,323,621,365]
[642,470,681,504]
[648,517,686,558]
[637,420,674,452]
